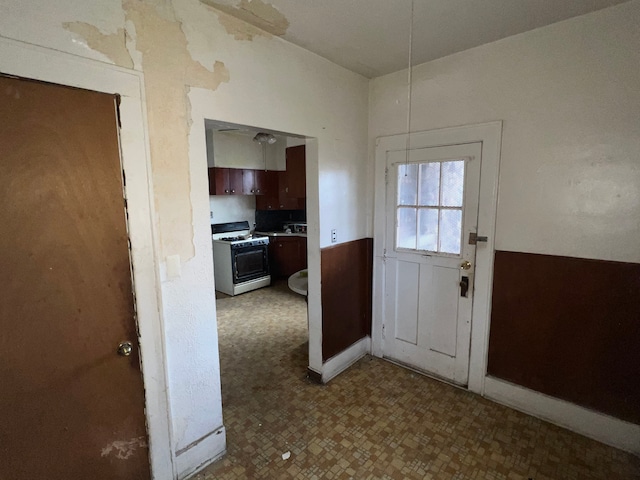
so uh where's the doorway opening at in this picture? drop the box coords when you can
[203,119,312,441]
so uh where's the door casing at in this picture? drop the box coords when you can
[0,37,174,478]
[372,122,502,395]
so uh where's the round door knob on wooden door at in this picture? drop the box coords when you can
[117,341,133,357]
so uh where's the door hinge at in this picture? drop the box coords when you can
[384,166,389,185]
[468,232,488,245]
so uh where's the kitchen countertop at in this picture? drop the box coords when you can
[256,231,307,238]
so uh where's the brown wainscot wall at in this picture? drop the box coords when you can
[488,250,640,424]
[321,238,373,361]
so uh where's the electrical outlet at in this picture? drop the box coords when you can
[331,229,337,243]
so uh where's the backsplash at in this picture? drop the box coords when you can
[209,195,256,226]
[255,209,306,231]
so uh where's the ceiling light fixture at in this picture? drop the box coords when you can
[253,132,277,171]
[252,132,277,145]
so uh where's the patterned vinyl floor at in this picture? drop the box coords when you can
[194,282,640,479]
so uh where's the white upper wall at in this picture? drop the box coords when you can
[369,0,640,264]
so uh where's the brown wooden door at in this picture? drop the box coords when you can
[0,76,150,479]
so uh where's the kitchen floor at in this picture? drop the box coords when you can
[198,282,640,479]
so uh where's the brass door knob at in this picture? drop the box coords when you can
[460,260,472,270]
[117,341,133,357]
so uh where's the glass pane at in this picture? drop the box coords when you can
[417,208,438,251]
[397,163,418,206]
[418,162,440,206]
[396,207,417,249]
[439,209,462,254]
[441,161,465,207]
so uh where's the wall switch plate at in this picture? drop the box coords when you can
[331,229,337,243]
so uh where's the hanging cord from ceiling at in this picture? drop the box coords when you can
[253,132,277,171]
[404,0,415,174]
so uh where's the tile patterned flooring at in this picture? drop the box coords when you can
[196,283,640,479]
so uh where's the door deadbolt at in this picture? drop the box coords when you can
[117,341,133,357]
[460,276,469,297]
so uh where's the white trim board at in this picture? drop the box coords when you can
[175,426,226,480]
[371,121,502,395]
[322,336,371,383]
[0,36,175,479]
[484,376,640,456]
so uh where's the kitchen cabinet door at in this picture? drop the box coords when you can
[269,236,307,278]
[242,169,256,195]
[285,145,306,199]
[209,167,243,195]
[243,169,271,195]
[278,171,302,209]
[255,171,279,209]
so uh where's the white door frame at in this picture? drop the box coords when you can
[0,37,175,478]
[372,122,502,395]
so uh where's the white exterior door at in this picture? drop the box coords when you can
[383,143,481,386]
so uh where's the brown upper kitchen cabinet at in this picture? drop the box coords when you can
[284,145,306,199]
[256,171,305,210]
[242,169,271,195]
[255,145,306,210]
[209,167,243,195]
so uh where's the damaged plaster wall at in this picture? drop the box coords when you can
[200,0,289,37]
[66,0,230,262]
[0,0,369,475]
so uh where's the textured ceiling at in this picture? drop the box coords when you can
[202,0,629,78]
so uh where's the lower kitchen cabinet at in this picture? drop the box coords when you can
[268,236,307,279]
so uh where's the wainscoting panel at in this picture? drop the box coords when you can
[321,238,373,361]
[488,251,640,424]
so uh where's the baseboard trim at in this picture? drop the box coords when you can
[322,336,370,383]
[176,426,226,480]
[484,376,640,456]
[306,367,323,384]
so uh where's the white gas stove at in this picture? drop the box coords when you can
[211,221,271,296]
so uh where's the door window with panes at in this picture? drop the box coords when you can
[395,160,465,255]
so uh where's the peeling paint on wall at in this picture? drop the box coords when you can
[201,0,289,37]
[66,0,230,261]
[63,23,134,69]
[123,0,230,260]
[210,7,271,40]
